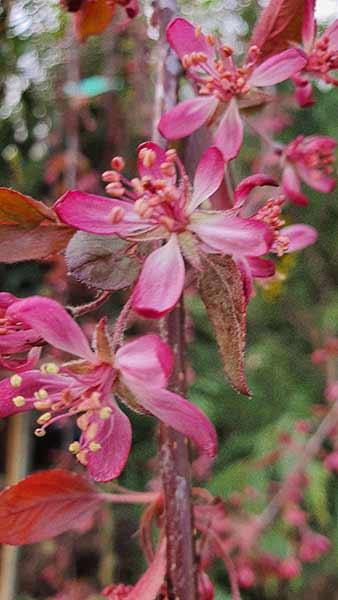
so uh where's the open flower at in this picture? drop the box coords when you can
[280,135,337,205]
[55,143,273,318]
[293,13,338,106]
[0,292,41,372]
[0,297,217,481]
[158,18,307,159]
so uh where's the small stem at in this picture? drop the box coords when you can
[67,290,111,317]
[111,294,134,350]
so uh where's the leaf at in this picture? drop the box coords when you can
[249,0,309,60]
[74,0,115,42]
[198,255,250,395]
[0,224,74,263]
[66,232,142,291]
[0,188,55,227]
[0,469,103,545]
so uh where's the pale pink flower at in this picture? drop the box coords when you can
[281,135,336,205]
[0,292,41,372]
[0,297,217,481]
[55,143,273,318]
[293,7,338,106]
[158,18,307,159]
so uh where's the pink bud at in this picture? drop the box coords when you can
[299,532,330,562]
[237,565,256,588]
[198,570,214,600]
[278,557,301,579]
[324,451,338,471]
[283,505,307,527]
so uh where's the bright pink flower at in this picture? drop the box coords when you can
[0,292,41,372]
[158,18,307,159]
[293,13,338,106]
[281,135,336,205]
[299,531,330,562]
[55,143,273,318]
[0,297,217,481]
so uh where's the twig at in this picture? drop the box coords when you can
[67,290,111,317]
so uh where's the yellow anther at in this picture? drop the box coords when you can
[37,412,52,425]
[195,25,202,38]
[86,422,99,441]
[34,428,46,437]
[41,362,59,375]
[99,406,112,420]
[34,400,52,411]
[10,374,22,388]
[90,391,101,407]
[34,388,48,401]
[77,413,89,431]
[12,395,25,407]
[69,441,81,454]
[89,442,102,453]
[76,450,88,466]
[139,147,156,168]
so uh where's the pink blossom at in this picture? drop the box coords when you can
[158,18,307,159]
[0,292,42,372]
[55,143,273,318]
[299,531,331,562]
[278,557,302,580]
[281,135,336,205]
[293,13,338,106]
[324,451,338,471]
[0,297,217,481]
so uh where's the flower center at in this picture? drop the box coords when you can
[285,135,336,177]
[306,35,338,84]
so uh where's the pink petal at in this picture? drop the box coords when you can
[282,165,309,205]
[55,190,150,235]
[281,224,318,252]
[246,256,276,277]
[166,17,215,61]
[248,49,307,87]
[302,0,316,51]
[8,297,95,361]
[0,292,17,310]
[189,146,225,212]
[123,376,217,458]
[0,347,42,373]
[190,213,273,257]
[115,335,173,388]
[132,235,185,319]
[158,96,218,140]
[85,403,132,482]
[214,99,243,160]
[294,78,315,107]
[325,19,338,48]
[234,174,278,208]
[127,538,167,600]
[297,163,336,193]
[0,370,71,418]
[0,330,41,355]
[137,141,176,183]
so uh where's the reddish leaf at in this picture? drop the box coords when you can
[0,469,103,545]
[249,0,311,60]
[198,255,250,396]
[0,188,55,227]
[0,224,74,263]
[74,0,116,42]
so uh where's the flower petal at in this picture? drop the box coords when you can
[132,235,185,319]
[123,376,217,458]
[115,335,173,388]
[0,347,42,373]
[248,49,307,87]
[302,0,316,51]
[214,99,243,160]
[246,256,276,277]
[137,141,176,183]
[297,163,336,193]
[166,17,215,61]
[158,96,218,140]
[85,403,132,482]
[55,190,150,235]
[282,165,309,205]
[234,174,278,208]
[294,77,315,107]
[188,146,225,212]
[281,224,318,252]
[191,213,273,256]
[325,19,338,48]
[8,297,95,361]
[0,330,41,355]
[127,538,167,600]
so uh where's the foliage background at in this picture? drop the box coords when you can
[0,0,338,598]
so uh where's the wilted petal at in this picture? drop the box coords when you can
[191,213,273,256]
[189,147,225,212]
[123,376,217,458]
[282,165,309,205]
[132,235,185,318]
[137,141,176,183]
[214,99,243,160]
[249,49,307,87]
[8,297,95,361]
[234,174,278,208]
[86,404,132,482]
[115,335,173,388]
[158,96,218,140]
[282,224,318,252]
[302,0,316,51]
[167,17,215,61]
[55,190,150,235]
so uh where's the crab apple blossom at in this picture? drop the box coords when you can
[55,143,274,318]
[293,13,338,106]
[157,18,307,159]
[0,296,217,481]
[280,135,337,205]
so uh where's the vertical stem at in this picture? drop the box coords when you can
[150,1,197,597]
[65,26,80,189]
